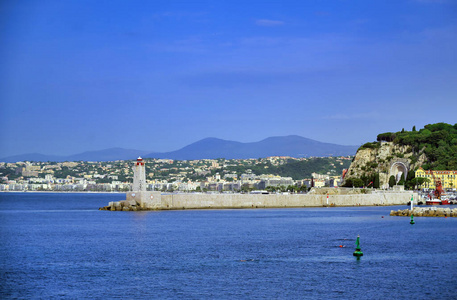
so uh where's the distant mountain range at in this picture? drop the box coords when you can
[145,136,357,160]
[0,148,151,163]
[0,135,358,162]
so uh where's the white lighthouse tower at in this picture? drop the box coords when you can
[122,157,160,210]
[132,157,146,191]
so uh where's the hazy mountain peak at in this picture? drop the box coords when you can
[146,135,357,160]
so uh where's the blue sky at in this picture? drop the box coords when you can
[1,0,456,157]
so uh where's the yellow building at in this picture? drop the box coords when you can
[415,167,457,190]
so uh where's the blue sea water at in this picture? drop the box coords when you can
[1,193,456,299]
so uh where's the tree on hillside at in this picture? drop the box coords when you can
[389,175,396,188]
[266,186,276,193]
[377,132,396,142]
[409,177,430,190]
[352,178,364,188]
[373,173,380,189]
[299,185,308,193]
[286,185,297,193]
[343,178,364,188]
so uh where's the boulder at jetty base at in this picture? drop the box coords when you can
[390,207,457,217]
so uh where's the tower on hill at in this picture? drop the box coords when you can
[133,157,146,191]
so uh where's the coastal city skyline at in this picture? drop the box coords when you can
[0,156,352,193]
[1,0,457,158]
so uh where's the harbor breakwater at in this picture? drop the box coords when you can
[390,207,457,217]
[100,190,417,211]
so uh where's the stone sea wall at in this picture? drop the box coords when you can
[390,207,457,217]
[100,191,416,211]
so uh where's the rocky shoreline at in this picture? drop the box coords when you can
[99,200,141,211]
[390,207,457,217]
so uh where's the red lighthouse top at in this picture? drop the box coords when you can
[136,156,144,166]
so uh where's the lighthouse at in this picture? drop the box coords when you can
[118,157,160,210]
[132,157,146,192]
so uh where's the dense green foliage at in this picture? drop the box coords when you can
[0,167,20,181]
[359,142,381,150]
[272,158,350,180]
[373,173,380,188]
[342,177,364,188]
[225,157,351,180]
[389,175,396,188]
[342,173,380,188]
[378,123,457,170]
[377,132,396,142]
[343,170,431,190]
[53,167,78,179]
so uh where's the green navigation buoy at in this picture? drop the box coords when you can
[353,234,363,257]
[410,214,415,225]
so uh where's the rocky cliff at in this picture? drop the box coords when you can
[344,141,427,188]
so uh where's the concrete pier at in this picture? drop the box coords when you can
[100,190,417,211]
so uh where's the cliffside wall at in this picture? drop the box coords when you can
[345,142,427,188]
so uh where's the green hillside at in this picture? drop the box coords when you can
[377,123,457,170]
[223,157,352,180]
